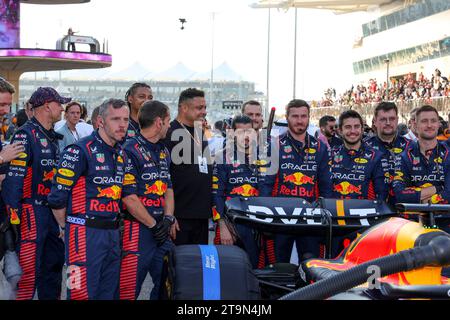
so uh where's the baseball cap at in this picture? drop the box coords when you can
[28,87,72,109]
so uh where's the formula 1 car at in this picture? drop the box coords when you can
[162,197,450,300]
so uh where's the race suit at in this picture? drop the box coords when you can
[330,143,388,201]
[212,146,263,268]
[2,117,65,300]
[365,135,411,205]
[119,133,174,300]
[48,131,126,300]
[329,143,389,257]
[259,132,333,262]
[392,141,450,233]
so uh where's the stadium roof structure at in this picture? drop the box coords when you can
[250,0,398,14]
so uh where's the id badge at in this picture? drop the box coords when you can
[198,156,208,174]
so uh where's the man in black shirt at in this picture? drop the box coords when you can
[162,88,212,245]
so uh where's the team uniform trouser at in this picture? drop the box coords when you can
[274,235,322,263]
[65,223,121,300]
[119,219,175,300]
[16,204,64,300]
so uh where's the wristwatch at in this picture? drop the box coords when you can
[164,215,176,225]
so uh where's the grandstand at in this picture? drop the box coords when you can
[253,1,450,122]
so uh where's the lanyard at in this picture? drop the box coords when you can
[136,135,161,171]
[287,132,309,162]
[177,120,202,148]
[35,123,60,160]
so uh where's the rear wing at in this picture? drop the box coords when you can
[225,197,396,237]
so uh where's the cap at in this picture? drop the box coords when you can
[29,87,71,109]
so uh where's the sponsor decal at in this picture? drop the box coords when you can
[57,177,74,186]
[93,176,123,184]
[229,176,257,184]
[95,166,110,171]
[333,181,362,195]
[61,160,75,169]
[411,175,443,182]
[117,155,124,163]
[97,185,122,200]
[412,156,420,165]
[284,146,292,153]
[67,147,80,155]
[63,154,79,162]
[127,130,135,137]
[144,181,167,196]
[43,169,56,181]
[392,148,403,154]
[18,152,27,159]
[212,176,219,183]
[40,139,48,148]
[230,184,259,197]
[138,196,165,208]
[9,208,20,225]
[67,216,86,225]
[281,163,317,171]
[354,158,368,164]
[279,185,314,198]
[434,157,443,164]
[37,184,51,196]
[160,152,166,159]
[58,168,75,177]
[283,172,314,185]
[431,194,446,204]
[11,160,26,166]
[41,159,56,166]
[96,153,105,163]
[89,199,119,212]
[305,148,316,154]
[253,159,268,166]
[123,173,136,186]
[334,154,343,163]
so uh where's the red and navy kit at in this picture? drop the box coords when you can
[330,144,389,201]
[365,135,411,204]
[48,131,126,300]
[212,147,262,268]
[119,133,174,300]
[259,132,333,262]
[393,141,450,216]
[1,117,65,300]
[393,141,450,233]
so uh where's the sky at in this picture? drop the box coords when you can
[19,0,371,111]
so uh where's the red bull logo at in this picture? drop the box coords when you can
[283,172,314,186]
[230,184,259,197]
[144,180,167,196]
[431,194,445,204]
[43,169,56,182]
[9,208,20,225]
[97,185,122,200]
[212,206,221,221]
[333,181,362,195]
